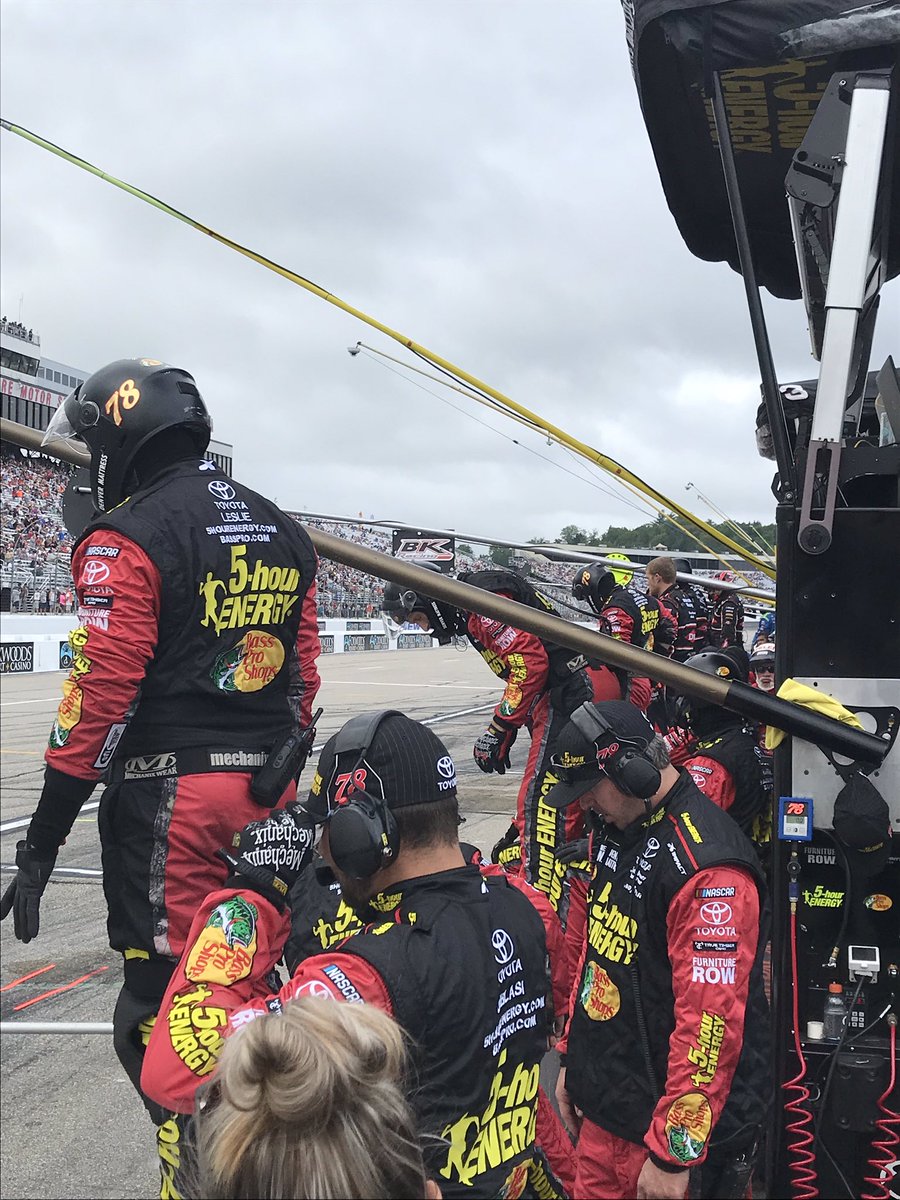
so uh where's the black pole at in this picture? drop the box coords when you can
[709,72,798,504]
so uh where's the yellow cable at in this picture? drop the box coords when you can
[1,118,774,578]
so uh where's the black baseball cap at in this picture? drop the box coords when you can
[304,712,458,824]
[833,774,892,874]
[545,700,656,809]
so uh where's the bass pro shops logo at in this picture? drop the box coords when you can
[199,544,301,634]
[185,897,259,986]
[211,629,285,692]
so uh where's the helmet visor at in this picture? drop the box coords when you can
[381,587,419,632]
[42,390,95,456]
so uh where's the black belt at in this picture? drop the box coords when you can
[108,746,269,782]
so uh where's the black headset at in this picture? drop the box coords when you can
[324,710,402,879]
[569,703,661,801]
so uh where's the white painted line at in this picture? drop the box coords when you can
[332,681,491,689]
[422,705,494,723]
[1,865,103,877]
[0,697,62,708]
[0,801,99,836]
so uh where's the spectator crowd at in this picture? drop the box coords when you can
[1,463,771,624]
[0,316,37,342]
[1,446,74,611]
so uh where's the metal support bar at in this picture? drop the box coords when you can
[0,1022,113,1034]
[797,76,892,554]
[709,72,797,504]
[291,510,776,601]
[310,526,889,766]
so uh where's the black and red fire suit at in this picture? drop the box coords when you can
[285,851,577,1197]
[684,721,771,862]
[558,771,769,1197]
[709,592,745,649]
[659,583,708,662]
[28,456,320,1116]
[143,865,552,1199]
[465,606,591,908]
[590,584,675,712]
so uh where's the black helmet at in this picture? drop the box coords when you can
[381,562,464,646]
[571,563,616,616]
[674,648,747,728]
[683,648,748,684]
[43,358,211,511]
[673,559,692,575]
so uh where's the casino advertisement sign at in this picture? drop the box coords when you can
[0,641,34,674]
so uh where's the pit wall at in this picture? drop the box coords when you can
[1,613,759,676]
[0,614,435,675]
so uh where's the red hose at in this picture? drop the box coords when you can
[782,908,819,1198]
[861,1021,899,1200]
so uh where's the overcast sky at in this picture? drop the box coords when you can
[2,1,897,546]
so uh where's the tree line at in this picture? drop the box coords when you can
[458,513,776,567]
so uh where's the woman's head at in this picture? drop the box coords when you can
[195,997,433,1199]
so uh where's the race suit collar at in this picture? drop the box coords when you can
[368,863,483,912]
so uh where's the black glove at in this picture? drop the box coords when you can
[473,720,517,774]
[556,837,589,866]
[0,842,57,943]
[217,803,315,908]
[490,820,519,862]
[490,821,522,871]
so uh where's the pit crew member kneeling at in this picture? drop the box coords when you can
[143,712,555,1200]
[549,701,769,1199]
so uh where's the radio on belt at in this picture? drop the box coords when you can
[777,796,813,841]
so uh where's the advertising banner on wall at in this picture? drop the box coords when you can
[391,529,455,573]
[0,642,35,674]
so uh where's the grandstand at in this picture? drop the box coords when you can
[0,468,771,620]
[0,444,74,613]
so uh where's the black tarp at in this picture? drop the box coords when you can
[624,0,900,298]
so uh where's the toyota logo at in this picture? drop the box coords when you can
[298,980,334,1000]
[208,480,236,500]
[436,755,456,779]
[492,929,515,965]
[81,561,110,586]
[700,901,733,925]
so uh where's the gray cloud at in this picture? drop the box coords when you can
[2,0,896,545]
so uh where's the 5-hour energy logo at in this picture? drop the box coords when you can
[199,545,301,634]
[440,1049,540,1187]
[166,983,227,1078]
[49,628,93,750]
